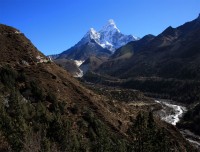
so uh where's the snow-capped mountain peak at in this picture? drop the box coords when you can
[79,28,100,46]
[88,28,96,34]
[100,19,120,33]
[108,19,115,25]
[77,19,139,52]
[88,28,100,40]
[84,28,100,40]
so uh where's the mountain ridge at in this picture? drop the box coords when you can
[97,14,200,79]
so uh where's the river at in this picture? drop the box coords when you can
[155,100,187,125]
[154,100,200,149]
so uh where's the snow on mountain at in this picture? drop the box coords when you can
[74,68,83,78]
[100,19,120,33]
[74,60,84,67]
[73,60,84,78]
[77,19,139,52]
[80,28,100,45]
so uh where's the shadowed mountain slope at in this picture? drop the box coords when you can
[98,15,200,80]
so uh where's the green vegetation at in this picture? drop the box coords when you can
[0,66,18,88]
[129,112,171,152]
[121,78,200,104]
[84,72,200,104]
[82,111,128,152]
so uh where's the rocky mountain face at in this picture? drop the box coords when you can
[80,56,108,75]
[86,34,156,80]
[54,59,83,77]
[54,40,111,77]
[57,38,111,61]
[0,24,195,151]
[111,34,155,59]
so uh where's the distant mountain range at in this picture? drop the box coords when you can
[56,19,139,61]
[97,14,200,80]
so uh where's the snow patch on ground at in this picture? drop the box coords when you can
[74,60,84,67]
[73,60,84,78]
[74,69,83,78]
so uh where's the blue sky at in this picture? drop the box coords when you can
[1,0,200,55]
